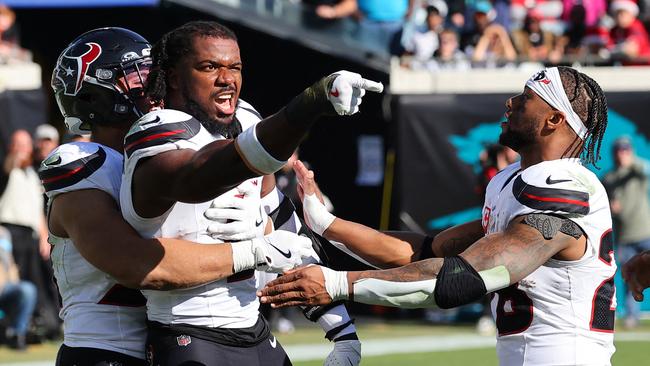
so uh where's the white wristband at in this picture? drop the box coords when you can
[303,193,336,236]
[321,266,349,301]
[230,240,258,273]
[235,123,287,175]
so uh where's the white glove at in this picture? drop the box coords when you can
[302,192,336,236]
[325,71,383,116]
[231,231,316,274]
[204,184,267,241]
[324,339,362,366]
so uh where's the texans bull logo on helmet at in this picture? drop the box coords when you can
[54,42,102,96]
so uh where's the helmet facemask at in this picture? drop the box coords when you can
[92,56,153,118]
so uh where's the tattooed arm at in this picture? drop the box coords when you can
[432,219,484,257]
[258,215,584,308]
[461,216,583,282]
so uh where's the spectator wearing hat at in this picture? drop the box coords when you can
[609,0,650,64]
[461,1,517,65]
[460,0,495,51]
[33,124,59,168]
[603,136,650,329]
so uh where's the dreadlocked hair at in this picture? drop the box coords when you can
[558,66,608,167]
[145,21,238,105]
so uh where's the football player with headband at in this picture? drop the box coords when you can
[42,27,315,366]
[261,66,618,366]
[120,21,382,366]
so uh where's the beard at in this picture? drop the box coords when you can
[182,96,242,139]
[498,119,537,151]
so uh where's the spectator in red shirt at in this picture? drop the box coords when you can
[609,0,650,64]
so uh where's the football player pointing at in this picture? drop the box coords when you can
[261,67,617,366]
[120,21,380,365]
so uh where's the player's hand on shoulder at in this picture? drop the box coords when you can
[324,339,361,366]
[323,70,383,116]
[255,230,315,273]
[205,182,266,241]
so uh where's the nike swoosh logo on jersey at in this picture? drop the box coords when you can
[141,115,161,127]
[546,176,572,185]
[255,207,264,227]
[269,336,277,348]
[330,89,340,98]
[268,242,292,258]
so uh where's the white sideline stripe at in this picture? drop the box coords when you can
[284,332,650,362]
[1,333,648,365]
[285,334,496,361]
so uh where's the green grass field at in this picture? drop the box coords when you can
[295,342,650,366]
[1,320,649,365]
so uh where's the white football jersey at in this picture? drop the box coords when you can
[482,159,616,366]
[120,100,265,328]
[39,142,147,359]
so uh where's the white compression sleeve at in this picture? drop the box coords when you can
[352,278,438,309]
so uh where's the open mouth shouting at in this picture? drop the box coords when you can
[215,91,236,116]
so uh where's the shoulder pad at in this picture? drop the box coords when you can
[513,161,590,215]
[124,109,202,158]
[236,99,262,130]
[38,142,109,193]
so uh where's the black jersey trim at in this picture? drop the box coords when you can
[124,119,201,158]
[39,147,107,192]
[512,175,589,215]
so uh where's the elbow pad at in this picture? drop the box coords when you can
[434,256,487,309]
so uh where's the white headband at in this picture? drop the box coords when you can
[525,67,587,140]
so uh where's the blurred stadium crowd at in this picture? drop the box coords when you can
[301,0,650,69]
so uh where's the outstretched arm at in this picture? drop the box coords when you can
[294,160,484,267]
[132,72,382,218]
[293,160,424,268]
[259,216,583,308]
